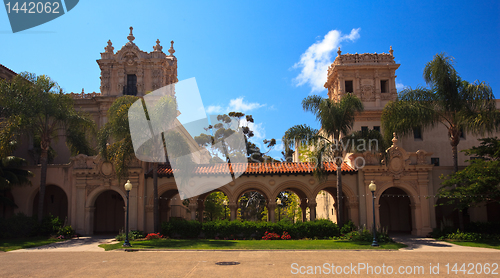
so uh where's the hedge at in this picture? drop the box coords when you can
[161,219,342,239]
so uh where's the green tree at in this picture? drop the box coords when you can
[98,94,188,233]
[438,137,500,212]
[0,73,95,222]
[381,53,499,229]
[203,191,229,221]
[98,95,139,180]
[283,94,364,227]
[194,112,277,163]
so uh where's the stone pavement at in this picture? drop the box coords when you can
[10,235,115,252]
[2,235,500,277]
[392,234,500,252]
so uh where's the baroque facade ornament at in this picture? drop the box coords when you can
[385,133,410,179]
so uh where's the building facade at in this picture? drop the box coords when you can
[3,30,499,236]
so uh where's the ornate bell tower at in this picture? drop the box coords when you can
[324,46,400,109]
[97,27,178,97]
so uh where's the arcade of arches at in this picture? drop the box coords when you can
[7,134,494,237]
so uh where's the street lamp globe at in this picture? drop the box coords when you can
[369,180,376,192]
[124,180,133,191]
[276,199,281,205]
[223,199,228,206]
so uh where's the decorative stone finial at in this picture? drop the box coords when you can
[127,26,135,42]
[104,40,114,53]
[337,47,341,56]
[153,39,163,52]
[389,46,393,56]
[391,132,398,146]
[168,40,175,56]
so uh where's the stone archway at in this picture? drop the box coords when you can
[315,189,349,223]
[379,187,412,234]
[312,182,358,225]
[33,184,68,222]
[93,190,125,234]
[159,189,184,223]
[272,182,310,222]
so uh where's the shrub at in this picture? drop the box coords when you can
[57,225,75,238]
[262,231,280,240]
[0,213,37,238]
[281,231,291,240]
[340,220,356,235]
[115,230,145,241]
[431,221,500,241]
[342,226,391,243]
[146,233,162,240]
[163,219,341,240]
[0,213,64,239]
[37,214,63,236]
[161,219,202,239]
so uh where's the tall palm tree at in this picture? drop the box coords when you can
[99,94,180,233]
[382,53,499,229]
[0,73,95,223]
[283,94,363,227]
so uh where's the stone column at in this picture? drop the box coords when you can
[197,201,205,222]
[411,203,422,236]
[417,172,433,235]
[308,202,317,221]
[129,177,139,231]
[229,202,238,221]
[357,172,367,226]
[75,183,86,235]
[188,197,197,221]
[300,202,308,222]
[349,202,360,226]
[267,202,276,222]
[84,206,95,235]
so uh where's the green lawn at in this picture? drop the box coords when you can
[0,237,63,252]
[446,240,500,250]
[99,239,406,251]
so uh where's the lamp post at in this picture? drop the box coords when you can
[369,180,379,247]
[276,199,282,221]
[223,199,228,220]
[123,180,132,247]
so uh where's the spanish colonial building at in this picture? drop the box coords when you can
[2,29,499,236]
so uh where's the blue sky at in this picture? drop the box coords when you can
[1,0,499,159]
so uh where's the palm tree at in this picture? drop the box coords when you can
[283,93,363,227]
[0,73,95,223]
[382,53,500,229]
[99,94,180,233]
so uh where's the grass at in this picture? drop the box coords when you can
[99,239,406,251]
[0,236,63,252]
[445,240,500,250]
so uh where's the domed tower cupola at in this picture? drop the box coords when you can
[97,27,178,97]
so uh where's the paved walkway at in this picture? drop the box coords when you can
[392,234,500,252]
[10,235,116,252]
[8,234,500,253]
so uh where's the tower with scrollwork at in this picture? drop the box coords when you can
[97,27,178,97]
[324,46,400,108]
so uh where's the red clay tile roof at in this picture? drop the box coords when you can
[146,162,355,178]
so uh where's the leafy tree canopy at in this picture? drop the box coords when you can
[438,137,500,209]
[194,112,277,163]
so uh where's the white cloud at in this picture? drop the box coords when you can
[205,105,222,114]
[205,97,265,115]
[228,97,265,112]
[293,28,361,93]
